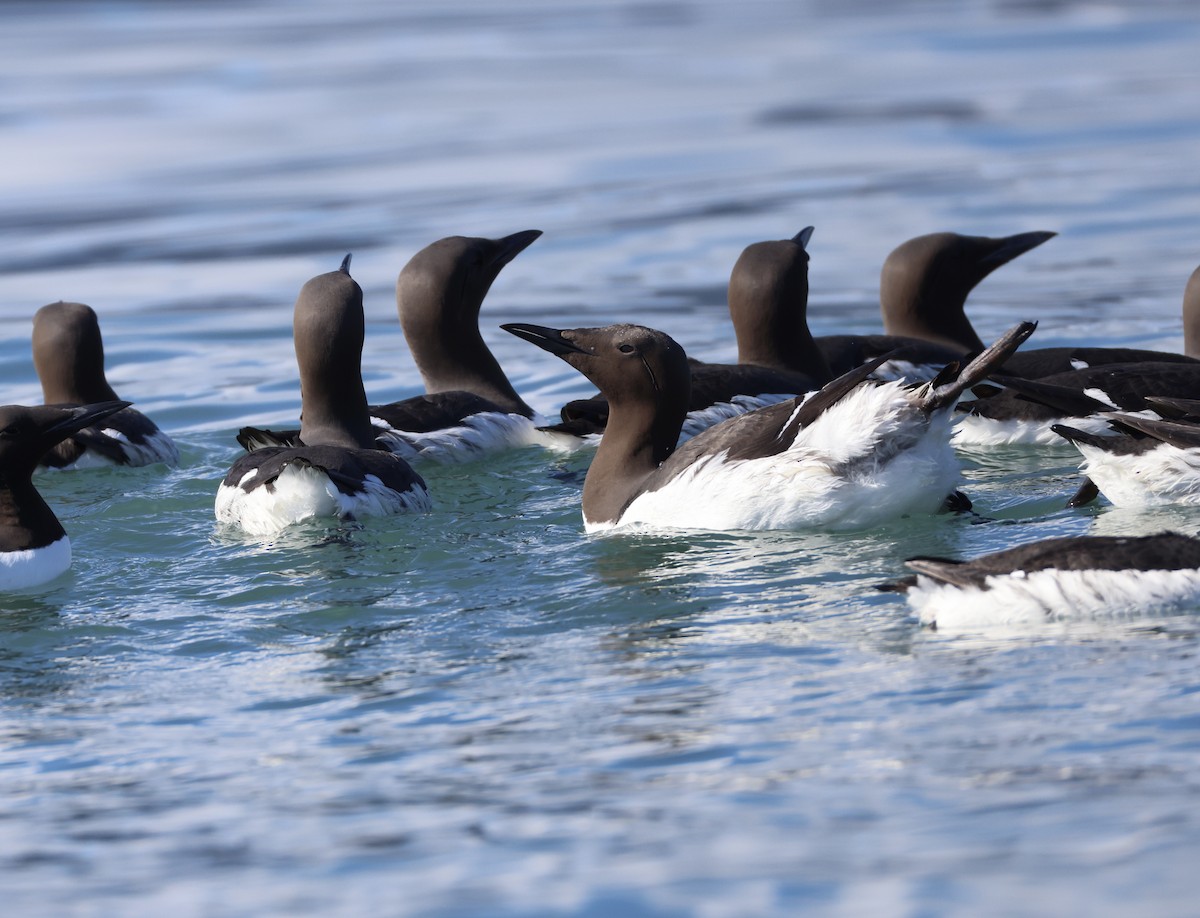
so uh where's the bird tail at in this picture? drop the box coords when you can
[917,321,1038,413]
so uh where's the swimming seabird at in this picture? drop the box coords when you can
[239,230,542,462]
[31,301,178,469]
[216,256,430,535]
[504,319,1036,532]
[542,227,833,441]
[0,401,130,589]
[882,532,1200,629]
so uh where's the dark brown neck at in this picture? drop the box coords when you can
[581,394,683,525]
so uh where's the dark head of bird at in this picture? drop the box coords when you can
[881,230,1055,352]
[503,322,690,466]
[397,230,541,412]
[32,302,121,405]
[727,226,831,380]
[292,256,375,449]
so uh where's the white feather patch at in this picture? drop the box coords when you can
[951,409,1161,448]
[1074,441,1200,507]
[374,412,539,463]
[869,360,944,383]
[215,464,430,536]
[907,567,1200,631]
[0,536,72,590]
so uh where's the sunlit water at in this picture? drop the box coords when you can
[3,1,1200,915]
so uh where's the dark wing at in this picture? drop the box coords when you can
[42,406,165,467]
[236,392,520,451]
[238,426,301,451]
[222,446,426,497]
[687,362,821,410]
[370,392,516,433]
[652,353,893,481]
[1145,396,1200,421]
[962,363,1200,420]
[1102,414,1200,450]
[816,334,961,376]
[1000,347,1198,379]
[539,364,821,437]
[1051,423,1156,455]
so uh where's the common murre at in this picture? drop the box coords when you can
[504,319,1036,533]
[954,361,1200,447]
[32,301,178,469]
[0,400,130,590]
[858,232,1199,381]
[881,532,1200,630]
[541,228,833,441]
[238,230,542,463]
[815,230,1056,379]
[216,256,430,535]
[1053,412,1200,508]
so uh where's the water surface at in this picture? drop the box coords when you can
[2,1,1200,915]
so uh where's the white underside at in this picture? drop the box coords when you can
[215,464,431,536]
[951,409,1161,448]
[1075,441,1200,507]
[374,412,539,463]
[591,380,961,533]
[0,536,71,590]
[40,427,180,470]
[907,567,1200,631]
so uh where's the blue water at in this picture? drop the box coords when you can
[3,1,1200,915]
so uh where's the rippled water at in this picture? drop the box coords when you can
[3,1,1200,915]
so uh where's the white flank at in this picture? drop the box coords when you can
[374,412,538,463]
[1075,441,1200,507]
[594,379,960,532]
[215,464,431,536]
[0,536,72,590]
[678,393,796,442]
[907,567,1200,631]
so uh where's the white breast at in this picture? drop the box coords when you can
[0,536,72,591]
[215,464,431,536]
[906,566,1200,632]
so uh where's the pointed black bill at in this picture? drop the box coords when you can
[977,230,1057,269]
[502,323,588,357]
[490,229,543,269]
[43,400,131,441]
[793,226,815,249]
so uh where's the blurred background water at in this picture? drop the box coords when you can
[2,1,1200,915]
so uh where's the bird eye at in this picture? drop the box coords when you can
[618,344,635,354]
